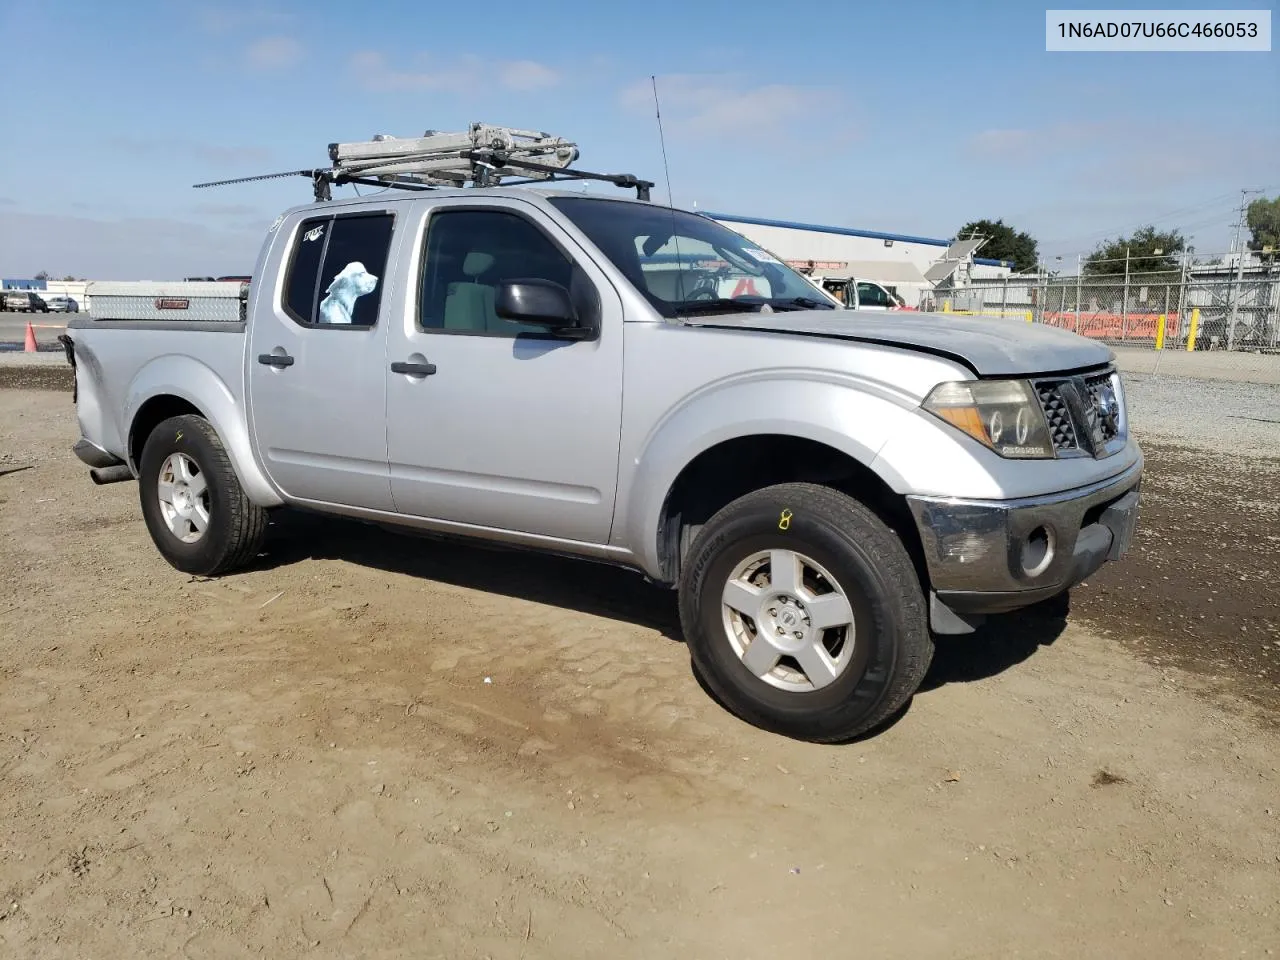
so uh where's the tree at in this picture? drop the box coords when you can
[954,218,1038,272]
[1246,195,1280,262]
[34,270,51,281]
[1083,226,1188,275]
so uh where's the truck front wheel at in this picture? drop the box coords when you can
[678,482,933,742]
[137,414,268,576]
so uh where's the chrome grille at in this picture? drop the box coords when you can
[1036,382,1078,452]
[1032,368,1122,458]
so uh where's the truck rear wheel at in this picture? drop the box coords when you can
[137,414,268,576]
[678,482,933,742]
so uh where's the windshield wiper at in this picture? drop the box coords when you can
[770,296,837,311]
[670,298,766,317]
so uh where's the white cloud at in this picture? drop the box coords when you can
[245,36,302,70]
[499,59,561,92]
[193,4,294,35]
[348,50,560,93]
[619,73,844,141]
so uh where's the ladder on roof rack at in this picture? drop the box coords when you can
[193,122,656,202]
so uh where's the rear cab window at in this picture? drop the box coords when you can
[282,212,395,327]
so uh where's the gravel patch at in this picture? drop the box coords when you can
[1123,370,1280,459]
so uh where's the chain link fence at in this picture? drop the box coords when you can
[924,272,1280,353]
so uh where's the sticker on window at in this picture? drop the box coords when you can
[318,261,379,324]
[742,247,782,265]
[303,224,325,243]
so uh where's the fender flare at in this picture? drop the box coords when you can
[123,355,284,507]
[617,376,927,579]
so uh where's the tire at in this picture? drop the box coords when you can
[137,414,269,576]
[678,482,933,743]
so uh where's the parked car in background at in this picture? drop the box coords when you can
[806,275,914,311]
[3,291,50,312]
[47,296,81,313]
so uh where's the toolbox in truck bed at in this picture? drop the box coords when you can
[86,280,248,323]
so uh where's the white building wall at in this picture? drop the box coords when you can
[711,220,950,275]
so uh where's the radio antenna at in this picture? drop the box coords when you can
[651,76,688,301]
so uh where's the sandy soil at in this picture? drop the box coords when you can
[2,388,1278,959]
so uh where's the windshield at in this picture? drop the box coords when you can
[546,196,838,317]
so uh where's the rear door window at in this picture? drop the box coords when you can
[282,213,395,327]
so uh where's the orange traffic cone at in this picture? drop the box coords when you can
[24,320,38,353]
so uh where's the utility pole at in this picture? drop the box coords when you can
[1228,188,1264,350]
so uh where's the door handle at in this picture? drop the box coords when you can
[390,360,437,376]
[258,352,294,368]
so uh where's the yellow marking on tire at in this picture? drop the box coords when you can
[778,508,793,531]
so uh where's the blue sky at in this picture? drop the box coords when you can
[0,0,1276,277]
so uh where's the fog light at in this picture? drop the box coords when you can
[1021,526,1055,578]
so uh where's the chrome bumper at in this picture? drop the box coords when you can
[906,459,1142,625]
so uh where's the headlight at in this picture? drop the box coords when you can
[922,379,1055,459]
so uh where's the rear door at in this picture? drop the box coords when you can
[246,209,399,511]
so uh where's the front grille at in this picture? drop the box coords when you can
[1032,368,1122,458]
[1036,382,1078,451]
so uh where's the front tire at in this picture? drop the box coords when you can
[138,414,268,576]
[678,482,933,742]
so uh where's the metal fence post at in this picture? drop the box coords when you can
[1121,246,1130,340]
[1176,253,1189,344]
[1074,260,1082,335]
[1227,248,1245,351]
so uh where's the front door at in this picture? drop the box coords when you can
[385,199,624,545]
[247,209,399,511]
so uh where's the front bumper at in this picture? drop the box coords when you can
[906,459,1142,622]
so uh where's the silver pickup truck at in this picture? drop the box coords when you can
[63,184,1142,742]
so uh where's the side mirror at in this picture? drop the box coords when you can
[495,279,585,335]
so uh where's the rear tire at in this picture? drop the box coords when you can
[138,414,268,576]
[678,482,933,742]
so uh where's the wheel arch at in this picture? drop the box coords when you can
[650,433,930,591]
[617,378,934,583]
[124,357,283,507]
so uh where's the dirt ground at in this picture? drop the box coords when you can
[2,388,1278,959]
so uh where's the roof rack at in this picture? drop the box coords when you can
[194,122,656,202]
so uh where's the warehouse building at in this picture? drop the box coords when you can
[704,212,1014,308]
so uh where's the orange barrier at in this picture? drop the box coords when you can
[1039,311,1181,341]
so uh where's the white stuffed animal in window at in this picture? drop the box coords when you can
[318,261,379,324]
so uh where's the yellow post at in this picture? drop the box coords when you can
[1186,308,1200,351]
[1155,314,1166,350]
[942,300,951,313]
[1025,310,1033,324]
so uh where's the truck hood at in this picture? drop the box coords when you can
[681,309,1114,377]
